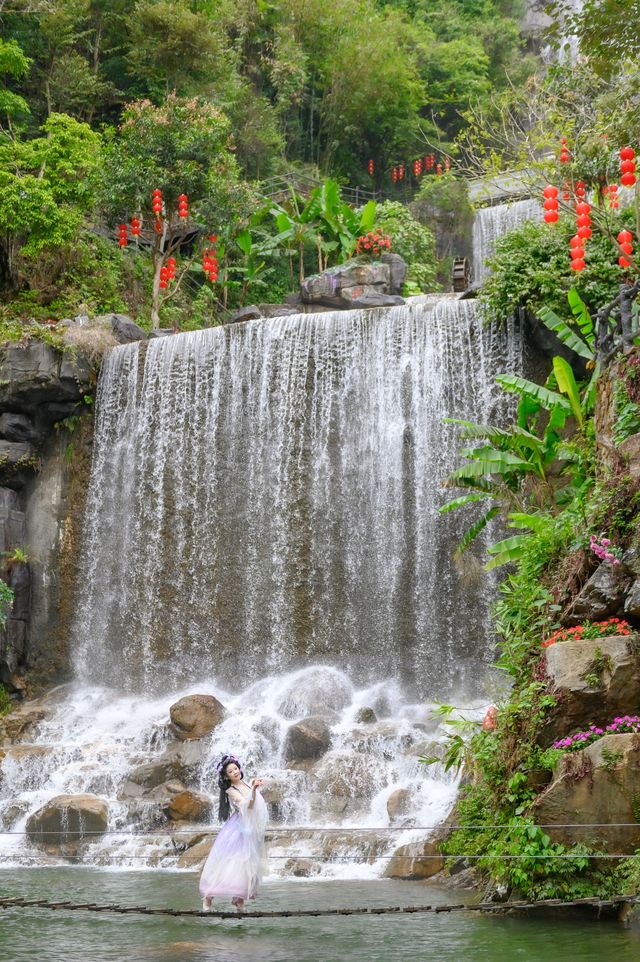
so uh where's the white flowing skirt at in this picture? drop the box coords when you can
[199,793,268,901]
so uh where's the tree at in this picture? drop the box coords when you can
[374,200,438,292]
[0,38,31,127]
[0,112,102,290]
[101,94,255,323]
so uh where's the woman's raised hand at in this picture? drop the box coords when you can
[251,778,265,790]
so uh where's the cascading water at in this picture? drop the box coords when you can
[473,199,541,284]
[73,302,521,696]
[0,300,523,874]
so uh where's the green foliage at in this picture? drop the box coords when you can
[0,684,13,717]
[613,382,640,446]
[0,112,102,283]
[0,37,31,122]
[373,201,439,293]
[0,578,14,630]
[480,216,633,324]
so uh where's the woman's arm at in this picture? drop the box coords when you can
[248,778,265,810]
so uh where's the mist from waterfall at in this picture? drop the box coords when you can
[72,301,523,699]
[473,199,541,284]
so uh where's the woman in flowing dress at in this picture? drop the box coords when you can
[199,754,268,912]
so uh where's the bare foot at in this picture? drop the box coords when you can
[232,897,245,913]
[202,897,213,912]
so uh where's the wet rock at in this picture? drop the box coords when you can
[276,667,353,719]
[284,716,331,764]
[176,835,214,869]
[386,788,410,822]
[283,857,321,877]
[124,741,205,795]
[164,789,212,823]
[533,734,640,853]
[0,413,40,444]
[619,433,640,479]
[149,328,174,338]
[257,303,299,318]
[380,252,408,295]
[312,748,384,801]
[383,837,445,879]
[338,289,404,309]
[169,694,226,741]
[0,705,47,744]
[94,313,147,343]
[227,305,262,324]
[26,794,109,845]
[562,563,630,625]
[355,707,377,724]
[539,635,640,745]
[0,342,91,412]
[624,580,640,618]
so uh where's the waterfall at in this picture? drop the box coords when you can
[73,301,522,698]
[1,300,524,872]
[473,199,541,284]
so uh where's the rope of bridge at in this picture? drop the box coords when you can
[0,895,639,920]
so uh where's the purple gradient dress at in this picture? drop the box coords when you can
[199,781,268,902]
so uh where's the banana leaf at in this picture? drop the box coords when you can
[454,506,500,557]
[538,306,595,361]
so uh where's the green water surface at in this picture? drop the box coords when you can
[0,869,639,962]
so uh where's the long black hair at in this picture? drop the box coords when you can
[217,754,244,822]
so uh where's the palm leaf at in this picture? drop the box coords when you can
[496,374,570,412]
[439,493,494,514]
[506,513,550,533]
[552,355,584,427]
[484,534,531,570]
[454,507,500,557]
[538,307,594,361]
[567,287,594,343]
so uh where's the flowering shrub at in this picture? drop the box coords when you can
[541,617,631,648]
[553,715,640,751]
[589,533,621,565]
[355,229,392,257]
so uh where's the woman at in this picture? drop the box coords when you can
[199,754,268,912]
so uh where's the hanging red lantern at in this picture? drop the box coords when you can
[574,180,586,198]
[560,150,570,163]
[542,185,558,223]
[621,160,636,174]
[577,225,592,238]
[621,172,637,187]
[392,167,398,183]
[368,159,374,176]
[544,210,559,223]
[543,185,559,198]
[620,147,636,161]
[118,223,128,248]
[575,201,590,215]
[618,229,633,243]
[570,257,586,271]
[436,163,442,176]
[130,216,141,237]
[398,164,405,180]
[177,193,189,219]
[619,147,637,187]
[166,256,176,280]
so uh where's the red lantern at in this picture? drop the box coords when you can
[575,201,591,215]
[130,216,141,237]
[618,229,633,243]
[118,223,128,248]
[621,172,637,187]
[392,167,398,183]
[621,159,636,174]
[574,180,586,198]
[577,225,592,239]
[570,258,586,271]
[178,193,189,219]
[436,163,442,176]
[620,256,632,268]
[544,210,559,223]
[560,148,570,163]
[398,165,405,180]
[368,159,374,176]
[482,706,498,731]
[576,214,591,228]
[543,185,559,198]
[620,147,636,161]
[543,198,558,210]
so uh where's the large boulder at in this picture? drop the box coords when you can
[276,667,353,719]
[383,837,444,880]
[562,563,630,625]
[386,788,411,822]
[0,342,92,412]
[94,313,148,344]
[26,794,108,845]
[169,693,226,740]
[122,740,206,795]
[299,260,406,310]
[284,716,331,764]
[380,252,408,295]
[164,789,212,823]
[539,634,640,745]
[533,734,640,853]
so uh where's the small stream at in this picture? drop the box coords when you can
[1,870,638,962]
